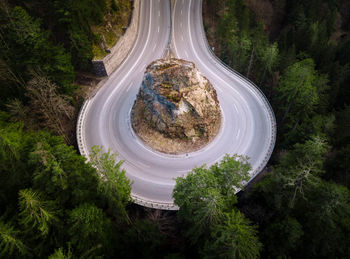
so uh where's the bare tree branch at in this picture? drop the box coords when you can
[25,73,75,143]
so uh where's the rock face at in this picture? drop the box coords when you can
[131,58,221,154]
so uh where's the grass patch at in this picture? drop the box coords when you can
[92,44,108,60]
[91,0,131,59]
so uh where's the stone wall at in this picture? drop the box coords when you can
[92,0,140,76]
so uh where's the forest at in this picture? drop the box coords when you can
[1,0,350,258]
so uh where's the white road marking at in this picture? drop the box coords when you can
[126,82,133,92]
[152,44,157,52]
[176,169,189,173]
[236,129,240,139]
[180,22,182,27]
[158,26,160,32]
[103,0,154,109]
[135,161,150,168]
[158,10,160,16]
[181,36,184,41]
[171,0,179,55]
[172,0,242,100]
[133,133,180,159]
[82,0,275,210]
[233,103,238,113]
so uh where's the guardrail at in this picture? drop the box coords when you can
[198,0,277,182]
[77,98,179,210]
[76,99,90,160]
[76,0,179,211]
[77,0,276,211]
[132,195,179,210]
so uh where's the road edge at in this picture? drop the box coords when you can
[77,0,178,211]
[198,0,277,184]
[92,0,141,76]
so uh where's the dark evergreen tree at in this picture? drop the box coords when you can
[0,5,75,99]
[173,155,262,258]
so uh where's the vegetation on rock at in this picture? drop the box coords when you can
[131,58,222,154]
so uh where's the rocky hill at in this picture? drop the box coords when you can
[131,58,221,154]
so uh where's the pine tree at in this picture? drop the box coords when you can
[202,211,262,259]
[173,155,261,257]
[89,146,131,221]
[68,203,113,257]
[0,220,27,257]
[18,188,58,236]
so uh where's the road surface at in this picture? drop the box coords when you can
[77,0,276,210]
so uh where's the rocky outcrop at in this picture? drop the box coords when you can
[131,58,221,154]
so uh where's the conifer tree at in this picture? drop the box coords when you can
[0,220,27,257]
[68,203,113,257]
[89,146,131,221]
[173,155,261,257]
[18,188,58,236]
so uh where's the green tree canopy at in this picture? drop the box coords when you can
[276,59,319,125]
[18,189,58,236]
[68,203,114,257]
[202,210,262,259]
[173,154,261,257]
[0,5,75,99]
[0,220,27,258]
[173,155,251,242]
[275,58,330,146]
[262,216,303,257]
[119,219,164,259]
[89,145,132,221]
[29,135,99,209]
[244,136,350,257]
[0,114,131,257]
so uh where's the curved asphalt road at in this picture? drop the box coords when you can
[78,0,276,210]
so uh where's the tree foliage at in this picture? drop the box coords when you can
[25,74,75,142]
[243,136,350,257]
[18,189,58,236]
[0,115,133,258]
[48,247,73,259]
[173,155,250,241]
[68,203,113,256]
[0,220,27,257]
[276,59,318,123]
[215,0,279,82]
[262,216,303,257]
[173,155,261,257]
[119,219,165,259]
[275,58,330,146]
[0,4,75,99]
[202,210,261,259]
[89,145,132,221]
[0,0,350,257]
[29,135,99,209]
